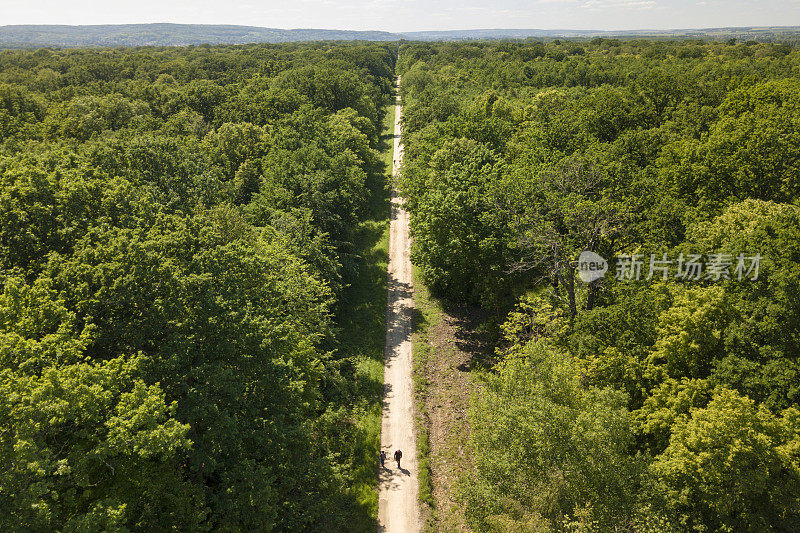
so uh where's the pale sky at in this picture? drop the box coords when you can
[1,0,798,32]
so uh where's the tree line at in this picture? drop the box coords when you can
[0,41,395,530]
[397,38,800,531]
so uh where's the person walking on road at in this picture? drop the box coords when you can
[394,449,403,469]
[379,450,387,468]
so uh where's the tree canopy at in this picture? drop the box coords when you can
[0,41,395,531]
[397,39,800,530]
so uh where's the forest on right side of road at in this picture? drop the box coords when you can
[397,38,800,531]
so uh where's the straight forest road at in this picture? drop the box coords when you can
[378,76,421,533]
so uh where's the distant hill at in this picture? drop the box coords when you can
[403,26,800,41]
[0,23,799,48]
[0,24,399,48]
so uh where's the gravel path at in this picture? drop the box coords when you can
[377,76,421,533]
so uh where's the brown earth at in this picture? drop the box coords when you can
[417,298,489,532]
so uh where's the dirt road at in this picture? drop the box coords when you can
[378,76,421,533]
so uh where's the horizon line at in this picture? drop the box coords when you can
[1,22,799,34]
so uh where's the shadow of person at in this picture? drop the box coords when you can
[399,467,411,476]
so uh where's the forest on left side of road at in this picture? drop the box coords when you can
[0,42,395,531]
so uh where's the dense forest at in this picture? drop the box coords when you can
[2,25,799,49]
[3,34,800,532]
[0,42,395,530]
[398,39,800,531]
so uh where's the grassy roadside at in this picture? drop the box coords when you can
[411,265,444,532]
[335,96,395,526]
[381,93,397,174]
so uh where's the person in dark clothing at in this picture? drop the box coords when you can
[379,450,387,467]
[393,449,402,469]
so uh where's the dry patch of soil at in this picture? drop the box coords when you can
[414,288,489,532]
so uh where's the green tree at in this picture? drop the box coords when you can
[650,387,800,531]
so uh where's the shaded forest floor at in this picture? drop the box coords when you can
[412,277,489,532]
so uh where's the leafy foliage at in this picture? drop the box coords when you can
[0,41,395,530]
[398,39,800,529]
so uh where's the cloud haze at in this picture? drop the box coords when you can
[2,0,798,32]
